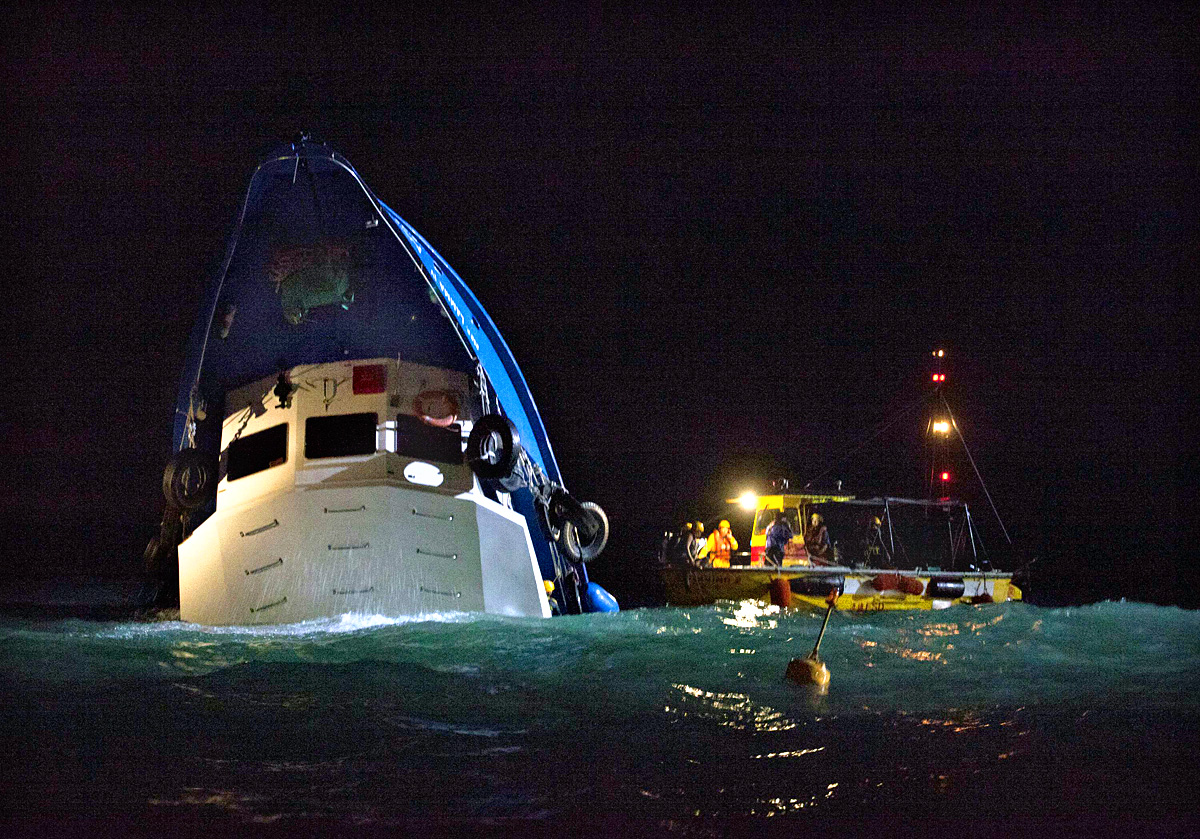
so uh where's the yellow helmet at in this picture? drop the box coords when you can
[719,520,730,529]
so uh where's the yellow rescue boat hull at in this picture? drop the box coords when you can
[660,566,1022,611]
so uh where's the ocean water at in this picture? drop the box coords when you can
[2,600,1197,835]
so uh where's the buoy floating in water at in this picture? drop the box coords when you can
[785,654,830,689]
[786,589,837,690]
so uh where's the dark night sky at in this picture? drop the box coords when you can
[1,4,1194,606]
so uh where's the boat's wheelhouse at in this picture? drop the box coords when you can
[216,357,475,512]
[747,493,855,565]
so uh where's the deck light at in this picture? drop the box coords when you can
[932,420,951,434]
[737,491,758,511]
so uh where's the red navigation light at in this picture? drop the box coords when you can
[941,471,951,482]
[353,364,387,394]
[932,373,939,382]
[931,373,946,383]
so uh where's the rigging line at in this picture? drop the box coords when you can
[340,164,482,376]
[189,153,300,419]
[940,394,1012,545]
[803,398,925,488]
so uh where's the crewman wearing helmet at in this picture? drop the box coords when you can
[699,519,740,567]
[687,521,706,565]
[805,513,833,564]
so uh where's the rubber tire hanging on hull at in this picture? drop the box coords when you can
[466,414,522,481]
[162,448,214,511]
[559,501,609,562]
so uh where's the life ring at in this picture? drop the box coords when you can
[413,390,459,427]
[872,573,901,592]
[466,414,521,480]
[162,448,213,511]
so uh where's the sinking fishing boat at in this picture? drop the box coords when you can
[144,136,616,624]
[660,491,1022,611]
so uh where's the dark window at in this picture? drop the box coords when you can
[395,414,462,464]
[754,507,800,536]
[306,413,378,459]
[227,423,288,481]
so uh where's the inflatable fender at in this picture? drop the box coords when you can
[790,575,846,597]
[769,577,792,608]
[584,582,619,613]
[927,577,966,599]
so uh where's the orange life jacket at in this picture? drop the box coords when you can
[707,530,737,565]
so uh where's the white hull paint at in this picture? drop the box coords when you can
[179,485,550,624]
[177,357,552,625]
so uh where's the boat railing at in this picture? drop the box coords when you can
[664,564,1015,579]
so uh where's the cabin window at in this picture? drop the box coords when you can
[227,423,288,481]
[754,507,800,536]
[394,413,463,464]
[306,413,378,459]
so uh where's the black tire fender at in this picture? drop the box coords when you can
[162,448,213,511]
[466,415,521,480]
[560,501,609,562]
[547,488,584,531]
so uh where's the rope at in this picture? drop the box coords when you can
[803,398,925,488]
[940,395,1012,545]
[476,361,491,416]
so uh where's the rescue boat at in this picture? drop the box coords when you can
[144,137,617,624]
[660,492,1023,611]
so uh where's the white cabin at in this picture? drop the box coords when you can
[178,357,551,624]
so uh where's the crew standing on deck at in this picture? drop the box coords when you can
[805,513,833,564]
[667,523,694,566]
[686,521,705,565]
[765,510,793,567]
[700,519,739,567]
[856,514,890,568]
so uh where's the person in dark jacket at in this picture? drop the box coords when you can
[805,513,833,564]
[764,510,793,567]
[667,522,693,565]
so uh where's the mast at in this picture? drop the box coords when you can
[927,348,953,503]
